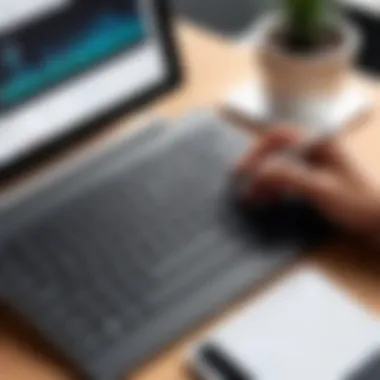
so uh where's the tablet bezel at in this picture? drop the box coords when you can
[1,0,182,180]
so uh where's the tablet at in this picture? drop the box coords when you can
[0,0,180,170]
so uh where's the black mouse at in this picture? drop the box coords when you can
[226,176,336,250]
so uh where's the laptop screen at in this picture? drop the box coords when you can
[0,0,174,168]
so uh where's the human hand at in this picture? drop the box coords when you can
[235,128,380,243]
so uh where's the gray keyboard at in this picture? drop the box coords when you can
[0,112,327,380]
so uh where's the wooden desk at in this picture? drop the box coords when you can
[1,21,380,380]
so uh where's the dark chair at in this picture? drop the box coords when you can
[173,0,277,36]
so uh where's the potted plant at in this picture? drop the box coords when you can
[257,0,361,126]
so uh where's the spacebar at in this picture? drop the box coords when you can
[147,235,246,307]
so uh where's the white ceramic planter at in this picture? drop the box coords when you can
[256,13,362,127]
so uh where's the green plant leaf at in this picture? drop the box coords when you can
[284,0,330,48]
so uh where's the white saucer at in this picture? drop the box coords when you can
[223,80,372,134]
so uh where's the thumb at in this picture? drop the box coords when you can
[254,157,339,203]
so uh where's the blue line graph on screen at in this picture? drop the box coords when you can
[0,1,145,110]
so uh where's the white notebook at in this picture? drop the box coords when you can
[190,268,380,380]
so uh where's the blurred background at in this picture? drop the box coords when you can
[174,0,380,76]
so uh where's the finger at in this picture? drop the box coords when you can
[306,137,352,173]
[250,156,339,203]
[308,139,365,185]
[235,127,303,175]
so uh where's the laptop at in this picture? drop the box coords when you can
[0,2,333,380]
